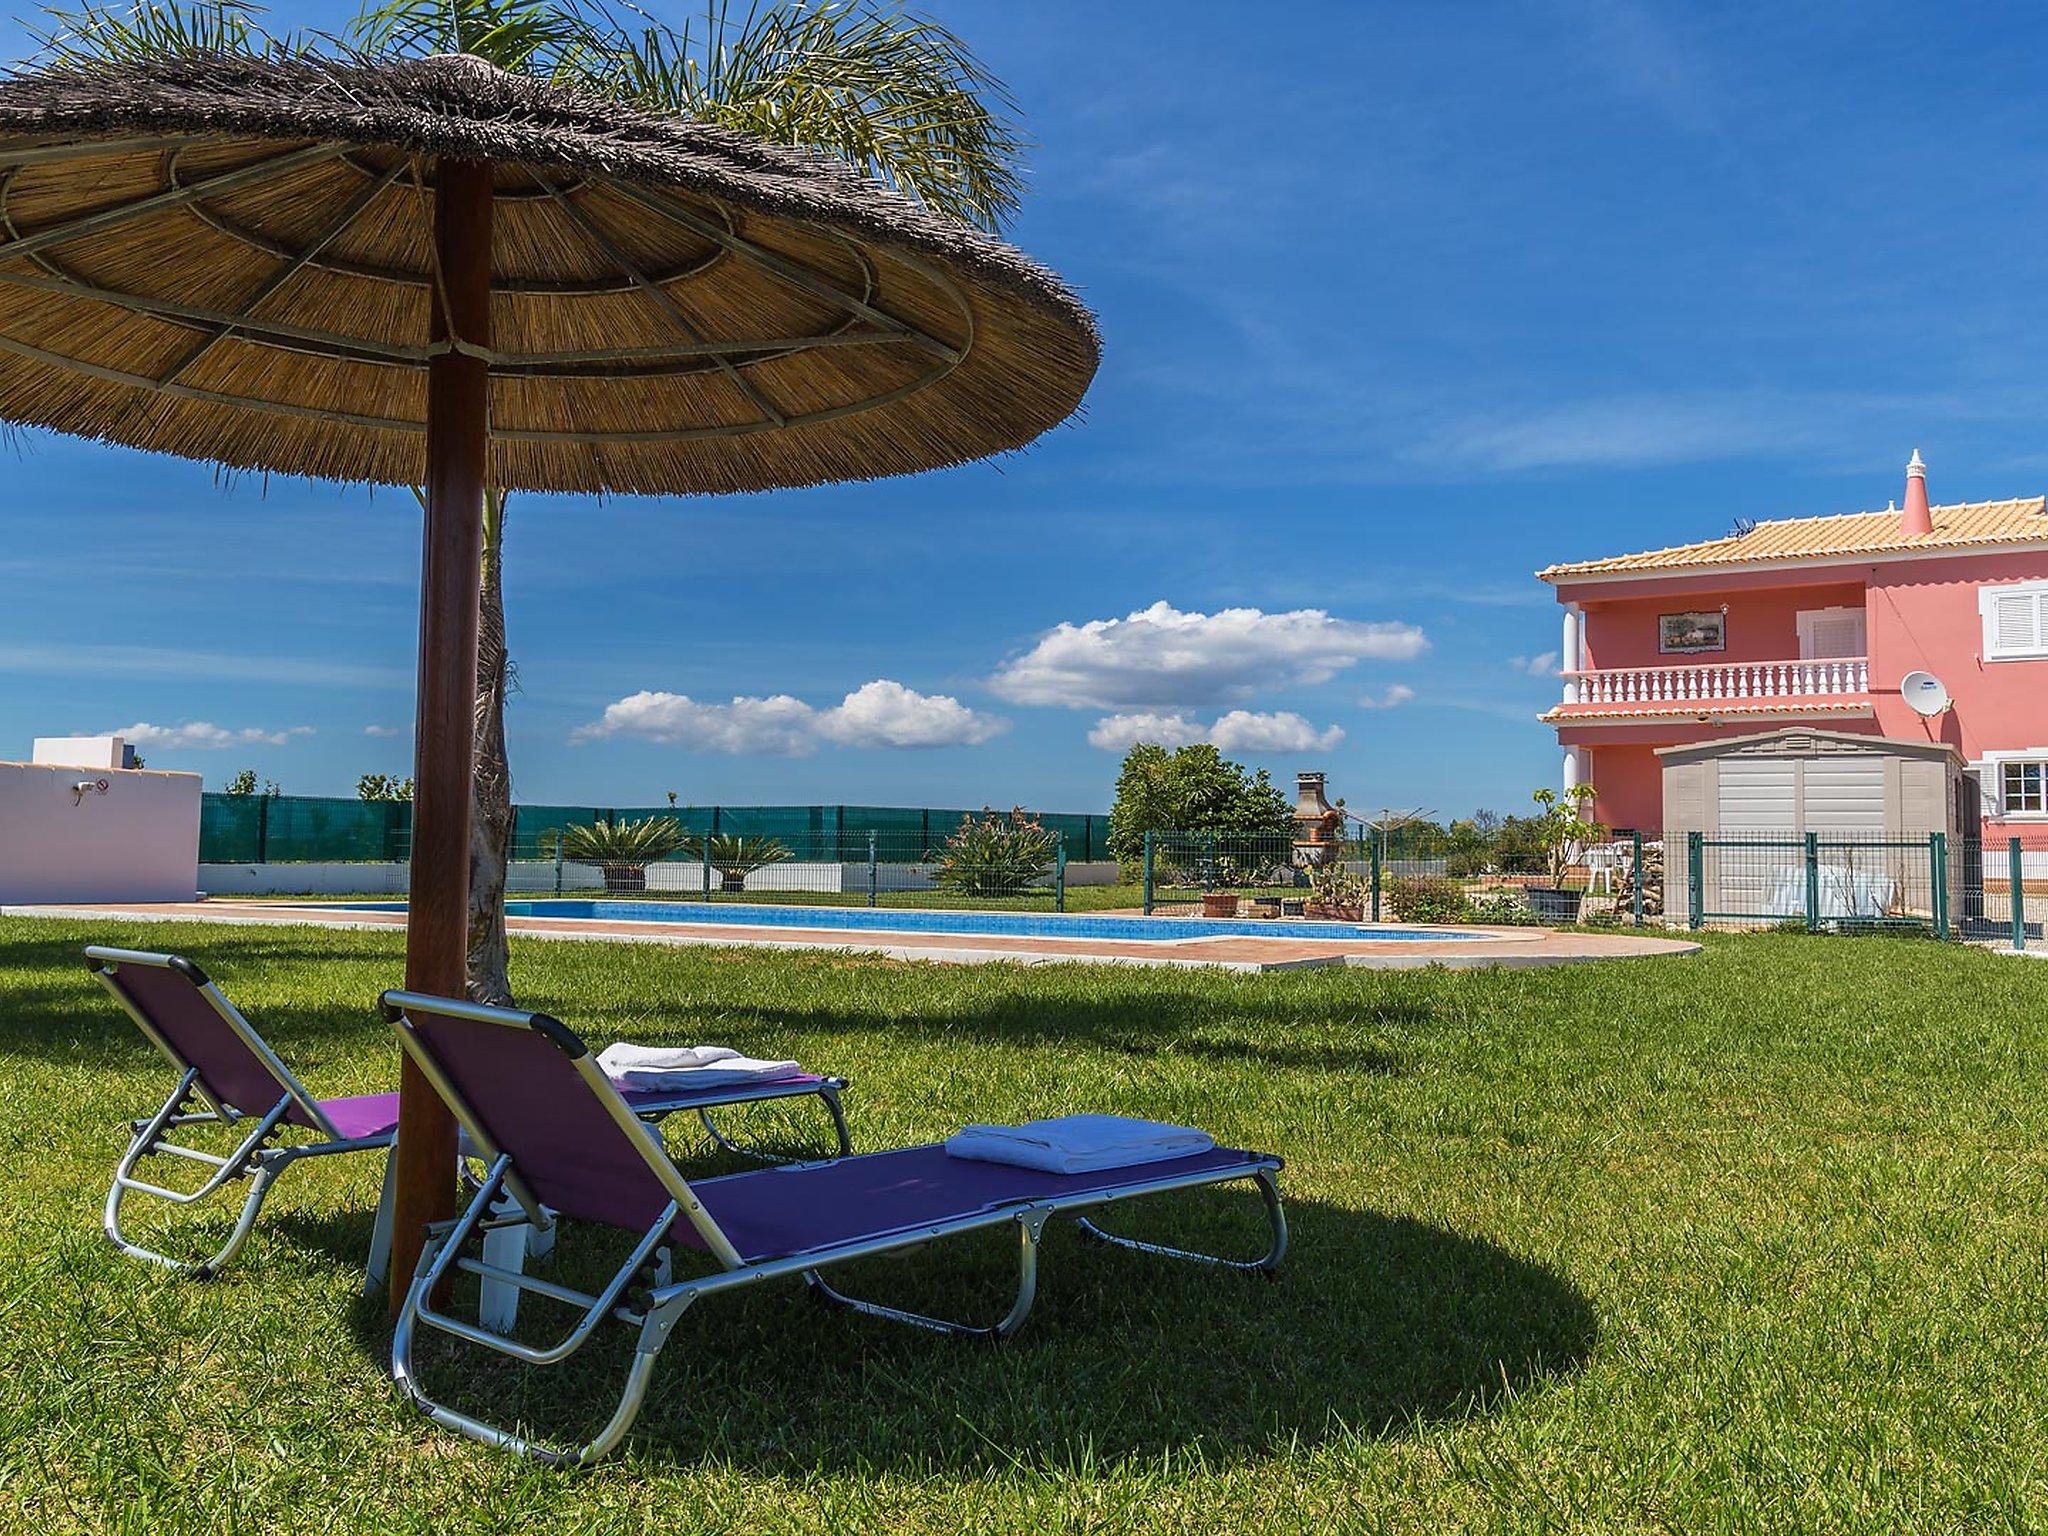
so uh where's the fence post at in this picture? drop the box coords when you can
[1931,831,1949,941]
[1631,830,1645,928]
[1804,832,1821,933]
[700,834,712,902]
[1055,836,1067,914]
[2013,837,2027,952]
[867,831,878,908]
[1142,831,1155,916]
[1687,832,1703,930]
[255,793,270,864]
[553,836,564,897]
[1370,837,1382,922]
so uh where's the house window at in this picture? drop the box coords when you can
[2004,760,2048,815]
[1979,581,2048,661]
[1797,606,1866,660]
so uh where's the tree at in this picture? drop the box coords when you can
[44,0,1028,1004]
[223,768,258,796]
[357,772,415,802]
[1106,742,1294,871]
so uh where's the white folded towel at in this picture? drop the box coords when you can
[944,1113,1214,1174]
[596,1041,802,1090]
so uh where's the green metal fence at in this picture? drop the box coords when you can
[198,795,1111,866]
[522,827,1080,910]
[1684,833,1950,935]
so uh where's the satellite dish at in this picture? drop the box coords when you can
[1901,670,1951,717]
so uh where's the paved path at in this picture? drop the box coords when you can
[9,900,1701,972]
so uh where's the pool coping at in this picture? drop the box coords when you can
[4,900,1703,972]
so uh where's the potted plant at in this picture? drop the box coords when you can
[560,817,686,894]
[1526,784,1604,923]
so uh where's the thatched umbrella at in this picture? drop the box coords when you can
[0,51,1097,1303]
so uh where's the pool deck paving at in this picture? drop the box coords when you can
[7,899,1701,972]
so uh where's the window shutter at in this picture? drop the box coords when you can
[1990,591,2043,658]
[1805,611,1866,658]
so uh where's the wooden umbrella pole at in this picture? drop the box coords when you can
[389,156,493,1314]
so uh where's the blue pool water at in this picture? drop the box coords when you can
[327,899,1478,944]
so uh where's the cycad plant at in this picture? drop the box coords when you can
[35,0,1028,1002]
[559,816,687,894]
[682,833,794,894]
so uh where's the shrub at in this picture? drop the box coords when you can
[933,807,1055,898]
[560,817,687,894]
[1305,859,1368,918]
[1468,890,1540,926]
[1385,874,1471,924]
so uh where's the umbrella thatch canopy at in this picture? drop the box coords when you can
[0,49,1098,1310]
[0,51,1097,493]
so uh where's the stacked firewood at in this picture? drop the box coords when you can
[1611,841,1665,918]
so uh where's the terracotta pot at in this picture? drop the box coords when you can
[1303,900,1364,922]
[1201,892,1239,919]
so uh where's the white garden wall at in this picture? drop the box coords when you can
[0,761,200,904]
[198,857,1126,897]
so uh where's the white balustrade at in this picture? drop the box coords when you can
[1563,657,1868,706]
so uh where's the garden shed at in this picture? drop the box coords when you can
[1657,728,1970,925]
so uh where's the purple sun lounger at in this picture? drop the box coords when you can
[87,948,850,1279]
[380,989,1287,1466]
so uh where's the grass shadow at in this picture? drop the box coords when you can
[321,1192,1596,1473]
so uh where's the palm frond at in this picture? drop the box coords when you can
[26,1,303,67]
[604,0,1024,232]
[347,0,604,75]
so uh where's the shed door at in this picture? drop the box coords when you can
[1716,758,1797,832]
[1801,756,1885,832]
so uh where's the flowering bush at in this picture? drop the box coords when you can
[934,807,1055,897]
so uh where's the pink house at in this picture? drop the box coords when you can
[1539,454,2048,844]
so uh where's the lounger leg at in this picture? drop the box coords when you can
[391,1164,680,1465]
[105,1083,293,1278]
[804,1207,1048,1341]
[363,1147,398,1294]
[1073,1168,1288,1277]
[698,1084,854,1164]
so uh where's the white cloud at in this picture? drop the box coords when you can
[814,680,1008,748]
[363,724,402,738]
[990,600,1428,709]
[1210,709,1345,751]
[1086,712,1208,751]
[574,680,1006,755]
[1087,708,1343,754]
[113,721,313,751]
[1358,684,1417,710]
[1509,652,1560,678]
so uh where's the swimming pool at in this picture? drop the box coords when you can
[326,900,1484,944]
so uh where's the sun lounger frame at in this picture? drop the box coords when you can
[89,946,397,1277]
[380,989,1286,1466]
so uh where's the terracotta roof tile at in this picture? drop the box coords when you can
[1538,497,2048,581]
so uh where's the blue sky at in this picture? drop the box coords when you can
[4,0,2046,815]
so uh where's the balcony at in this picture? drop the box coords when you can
[1546,657,1873,723]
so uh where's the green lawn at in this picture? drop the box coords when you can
[2,916,2044,1532]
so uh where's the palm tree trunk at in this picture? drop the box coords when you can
[467,489,515,1005]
